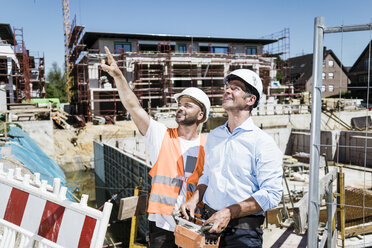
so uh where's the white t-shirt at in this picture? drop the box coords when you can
[144,118,201,231]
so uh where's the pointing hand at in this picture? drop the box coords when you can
[100,46,123,79]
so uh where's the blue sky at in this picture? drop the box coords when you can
[1,0,372,76]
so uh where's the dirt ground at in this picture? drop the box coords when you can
[53,121,138,172]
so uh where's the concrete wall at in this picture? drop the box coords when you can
[264,128,292,154]
[323,110,372,129]
[285,129,337,160]
[14,120,54,158]
[285,128,372,168]
[251,109,372,131]
[337,130,372,167]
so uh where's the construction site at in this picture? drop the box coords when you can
[1,1,372,248]
[63,15,291,121]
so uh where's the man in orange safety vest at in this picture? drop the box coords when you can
[101,46,211,248]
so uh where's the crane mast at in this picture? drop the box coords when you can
[62,0,73,101]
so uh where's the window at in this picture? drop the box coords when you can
[321,85,326,92]
[328,72,334,79]
[199,45,228,54]
[114,42,131,53]
[178,44,187,53]
[328,85,334,92]
[328,60,334,67]
[359,75,368,83]
[322,73,325,79]
[213,47,228,54]
[246,46,257,55]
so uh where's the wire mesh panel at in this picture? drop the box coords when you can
[97,142,151,239]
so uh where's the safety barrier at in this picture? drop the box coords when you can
[0,163,112,248]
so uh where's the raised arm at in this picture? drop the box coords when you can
[100,46,149,135]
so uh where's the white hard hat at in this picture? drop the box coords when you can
[174,87,211,123]
[224,69,263,108]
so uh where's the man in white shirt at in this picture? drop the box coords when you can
[101,46,211,248]
[180,69,283,248]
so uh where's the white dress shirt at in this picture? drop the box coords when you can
[198,117,283,214]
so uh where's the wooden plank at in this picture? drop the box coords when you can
[0,109,51,114]
[318,168,337,201]
[293,192,308,234]
[117,195,147,220]
[345,222,372,238]
[293,168,338,234]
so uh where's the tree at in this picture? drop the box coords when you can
[46,62,67,102]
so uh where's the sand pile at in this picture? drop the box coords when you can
[54,121,138,172]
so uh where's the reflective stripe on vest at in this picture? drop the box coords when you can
[147,128,206,215]
[186,183,197,193]
[152,175,183,188]
[149,193,177,206]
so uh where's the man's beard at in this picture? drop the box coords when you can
[176,112,199,126]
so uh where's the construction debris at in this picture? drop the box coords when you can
[351,116,372,130]
[52,113,71,129]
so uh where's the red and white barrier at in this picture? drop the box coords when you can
[0,163,112,248]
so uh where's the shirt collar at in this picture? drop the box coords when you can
[221,117,255,133]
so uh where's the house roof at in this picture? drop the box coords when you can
[287,49,349,82]
[0,23,15,45]
[287,53,314,82]
[81,31,277,49]
[349,40,372,72]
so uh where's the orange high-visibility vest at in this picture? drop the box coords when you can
[147,128,206,215]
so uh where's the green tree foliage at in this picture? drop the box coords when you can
[46,62,67,103]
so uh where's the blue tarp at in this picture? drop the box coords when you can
[3,126,74,200]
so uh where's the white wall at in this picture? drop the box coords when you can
[0,89,6,111]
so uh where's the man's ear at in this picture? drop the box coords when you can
[198,111,205,122]
[246,95,257,107]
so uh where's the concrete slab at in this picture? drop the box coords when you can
[263,226,307,248]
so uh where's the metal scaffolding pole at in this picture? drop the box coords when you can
[308,16,372,248]
[308,16,324,248]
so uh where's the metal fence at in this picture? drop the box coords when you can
[94,141,151,238]
[307,17,372,248]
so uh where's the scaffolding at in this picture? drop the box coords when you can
[65,27,281,121]
[0,26,45,104]
[262,28,293,96]
[13,27,31,101]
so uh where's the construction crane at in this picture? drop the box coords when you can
[62,0,73,102]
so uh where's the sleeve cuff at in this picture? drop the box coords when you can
[251,190,270,212]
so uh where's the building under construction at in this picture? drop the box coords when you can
[66,22,289,121]
[0,23,46,104]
